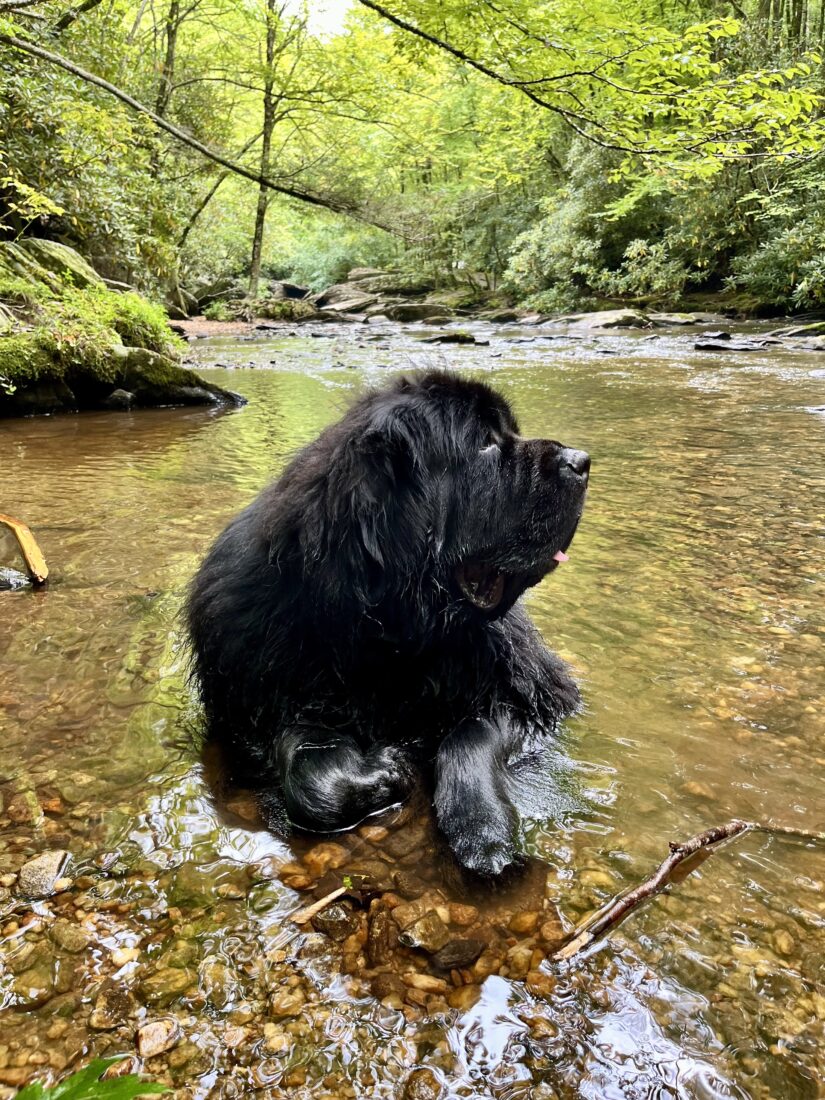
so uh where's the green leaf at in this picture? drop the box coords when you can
[15,1058,169,1100]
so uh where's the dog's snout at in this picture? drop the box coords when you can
[560,447,590,479]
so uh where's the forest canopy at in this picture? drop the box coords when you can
[3,0,825,313]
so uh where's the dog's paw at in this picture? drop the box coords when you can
[439,803,522,878]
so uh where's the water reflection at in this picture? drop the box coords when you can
[0,322,823,1097]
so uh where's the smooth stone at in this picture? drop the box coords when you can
[397,911,451,953]
[311,902,360,942]
[136,1017,181,1057]
[49,919,90,954]
[17,850,70,898]
[403,1067,444,1099]
[430,938,485,970]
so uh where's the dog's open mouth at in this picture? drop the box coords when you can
[456,561,507,610]
[456,548,573,611]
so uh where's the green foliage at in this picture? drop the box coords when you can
[15,1056,168,1100]
[203,300,233,321]
[730,217,825,308]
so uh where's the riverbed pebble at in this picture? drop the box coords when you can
[17,850,70,898]
[89,980,137,1029]
[136,1017,181,1057]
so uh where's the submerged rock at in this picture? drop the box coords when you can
[430,938,485,970]
[0,567,30,590]
[403,1067,444,1099]
[17,850,70,898]
[311,902,359,942]
[89,980,138,1029]
[136,1017,181,1058]
[398,911,451,953]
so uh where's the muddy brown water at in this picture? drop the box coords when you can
[0,320,823,1099]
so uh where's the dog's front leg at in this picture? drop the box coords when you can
[434,717,521,877]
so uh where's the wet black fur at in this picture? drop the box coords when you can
[186,370,589,876]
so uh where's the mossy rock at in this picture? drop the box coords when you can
[0,335,244,416]
[19,239,103,289]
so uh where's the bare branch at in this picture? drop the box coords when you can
[553,818,825,962]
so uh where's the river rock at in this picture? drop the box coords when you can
[420,331,478,345]
[89,980,138,1029]
[509,910,540,935]
[649,312,722,326]
[199,957,238,1009]
[367,906,395,966]
[311,902,359,942]
[371,971,406,1001]
[49,919,90,954]
[403,1067,444,1100]
[398,911,451,953]
[0,567,30,590]
[694,339,772,351]
[110,345,246,409]
[137,1017,181,1057]
[102,388,135,410]
[268,985,306,1018]
[771,320,825,337]
[140,966,195,1007]
[559,309,650,329]
[302,841,348,877]
[383,302,450,323]
[17,850,70,898]
[323,293,378,314]
[430,937,485,970]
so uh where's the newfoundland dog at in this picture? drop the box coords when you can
[187,370,589,876]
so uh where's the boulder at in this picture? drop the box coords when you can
[18,239,103,289]
[313,282,365,308]
[384,302,450,322]
[322,293,378,314]
[347,267,388,282]
[108,345,246,408]
[649,312,723,326]
[557,309,650,329]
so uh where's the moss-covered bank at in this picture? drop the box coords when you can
[0,240,243,417]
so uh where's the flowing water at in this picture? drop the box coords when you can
[0,319,823,1099]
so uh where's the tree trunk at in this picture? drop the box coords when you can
[154,0,180,119]
[248,0,279,299]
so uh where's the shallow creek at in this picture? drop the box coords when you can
[0,319,823,1099]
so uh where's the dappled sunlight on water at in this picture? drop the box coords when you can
[0,321,823,1097]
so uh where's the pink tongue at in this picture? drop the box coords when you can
[553,550,570,563]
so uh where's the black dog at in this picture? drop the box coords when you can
[187,370,589,876]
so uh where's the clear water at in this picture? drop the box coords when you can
[1,321,823,1098]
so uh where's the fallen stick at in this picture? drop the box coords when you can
[553,819,753,962]
[0,513,49,584]
[553,818,825,962]
[290,886,347,925]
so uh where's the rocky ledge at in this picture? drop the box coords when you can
[0,239,244,417]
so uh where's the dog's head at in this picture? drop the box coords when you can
[300,370,589,630]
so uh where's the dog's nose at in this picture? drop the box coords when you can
[560,448,590,480]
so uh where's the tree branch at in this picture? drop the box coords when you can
[0,32,393,231]
[553,818,825,962]
[50,0,105,35]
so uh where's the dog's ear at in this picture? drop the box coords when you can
[328,404,427,606]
